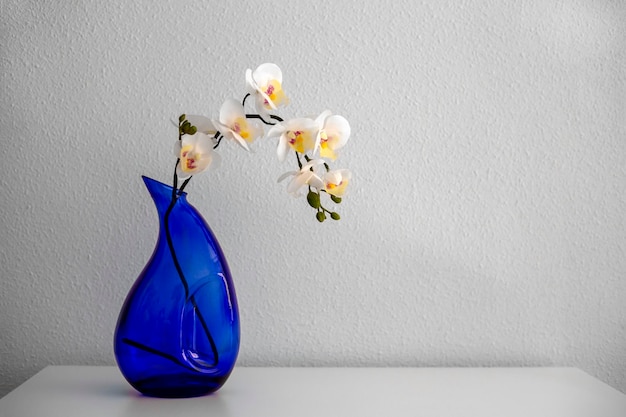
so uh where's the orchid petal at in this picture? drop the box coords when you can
[267,124,286,138]
[219,98,246,125]
[324,115,351,148]
[302,159,326,171]
[254,63,283,85]
[323,169,352,197]
[277,136,290,162]
[230,131,251,151]
[247,63,287,113]
[314,110,332,128]
[185,115,216,135]
[277,170,297,183]
[173,140,182,157]
[245,68,258,93]
[174,132,219,179]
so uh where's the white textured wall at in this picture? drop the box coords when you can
[2,0,626,397]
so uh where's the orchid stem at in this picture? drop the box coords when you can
[164,171,220,367]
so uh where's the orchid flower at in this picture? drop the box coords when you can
[277,159,325,197]
[184,115,218,136]
[168,64,351,222]
[267,118,319,162]
[213,99,263,151]
[174,132,221,180]
[314,111,351,160]
[246,63,288,114]
[323,169,352,197]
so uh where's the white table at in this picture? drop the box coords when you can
[1,366,625,416]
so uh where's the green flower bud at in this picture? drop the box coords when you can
[179,114,186,123]
[316,212,326,222]
[188,125,197,135]
[307,191,320,209]
[330,212,340,220]
[330,195,342,204]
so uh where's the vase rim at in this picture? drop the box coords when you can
[142,175,188,197]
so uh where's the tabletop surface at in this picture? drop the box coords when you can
[1,366,625,417]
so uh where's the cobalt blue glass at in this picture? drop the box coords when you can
[114,176,240,398]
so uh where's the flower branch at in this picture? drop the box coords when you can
[170,63,352,222]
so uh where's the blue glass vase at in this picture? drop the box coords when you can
[114,176,240,398]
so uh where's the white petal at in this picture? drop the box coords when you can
[267,123,287,138]
[276,136,290,162]
[306,173,324,190]
[253,63,283,85]
[287,173,309,194]
[324,115,351,148]
[231,132,250,151]
[207,151,221,171]
[284,117,318,131]
[255,89,276,112]
[176,164,191,180]
[245,68,258,92]
[173,140,182,157]
[277,171,297,182]
[314,110,332,128]
[191,132,215,154]
[248,120,265,142]
[302,158,326,171]
[325,170,342,184]
[219,98,245,125]
[185,115,215,134]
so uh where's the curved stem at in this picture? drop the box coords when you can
[245,113,284,125]
[213,132,223,149]
[163,172,220,367]
[242,93,250,107]
[295,151,303,169]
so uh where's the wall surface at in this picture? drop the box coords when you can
[1,0,626,397]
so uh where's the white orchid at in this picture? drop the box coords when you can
[174,132,221,180]
[323,169,352,197]
[267,118,319,162]
[277,159,325,197]
[246,63,288,114]
[213,99,263,151]
[314,111,351,161]
[169,64,351,222]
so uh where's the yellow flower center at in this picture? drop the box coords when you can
[318,131,337,160]
[180,145,198,172]
[262,79,287,108]
[286,130,312,153]
[326,178,348,197]
[319,131,329,148]
[232,117,252,142]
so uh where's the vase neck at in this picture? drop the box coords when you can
[142,176,188,218]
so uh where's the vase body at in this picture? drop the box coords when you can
[114,176,240,398]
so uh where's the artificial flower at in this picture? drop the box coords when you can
[323,169,352,197]
[213,98,263,150]
[277,159,326,197]
[167,64,351,222]
[267,118,319,162]
[184,115,218,136]
[314,111,351,160]
[246,63,288,113]
[174,132,221,180]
